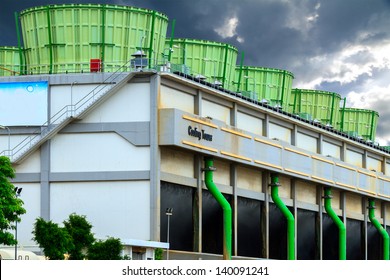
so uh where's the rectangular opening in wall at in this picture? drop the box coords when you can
[237,197,262,258]
[297,209,317,260]
[160,182,194,252]
[202,190,233,255]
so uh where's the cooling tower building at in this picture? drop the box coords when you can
[0,4,389,260]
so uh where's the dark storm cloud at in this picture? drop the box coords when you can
[2,0,390,142]
[2,0,389,69]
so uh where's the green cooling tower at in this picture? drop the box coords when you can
[338,108,379,141]
[165,38,238,88]
[234,66,294,109]
[19,4,169,74]
[290,89,341,127]
[0,47,21,76]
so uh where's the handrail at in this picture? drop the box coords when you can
[2,58,389,156]
[0,60,134,162]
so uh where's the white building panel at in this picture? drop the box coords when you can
[297,132,317,153]
[322,140,341,159]
[160,85,194,113]
[367,156,382,172]
[296,180,316,204]
[213,159,231,186]
[237,165,262,192]
[202,99,230,125]
[1,134,36,157]
[81,83,151,123]
[50,84,97,122]
[50,133,150,172]
[236,111,263,135]
[50,181,151,241]
[14,149,41,173]
[161,148,194,178]
[13,183,41,247]
[269,122,291,143]
[346,149,363,168]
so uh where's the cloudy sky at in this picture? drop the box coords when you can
[2,0,390,144]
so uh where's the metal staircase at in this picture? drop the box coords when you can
[1,62,139,164]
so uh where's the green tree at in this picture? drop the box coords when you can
[0,156,26,245]
[32,217,74,260]
[63,213,95,260]
[154,248,163,260]
[87,237,123,260]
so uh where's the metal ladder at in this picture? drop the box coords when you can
[1,61,139,164]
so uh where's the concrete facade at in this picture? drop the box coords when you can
[1,70,390,259]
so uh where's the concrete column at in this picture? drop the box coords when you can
[363,150,368,169]
[193,155,202,253]
[291,124,298,146]
[291,179,297,260]
[317,185,323,260]
[318,134,323,154]
[341,142,347,162]
[382,157,387,175]
[150,73,161,241]
[263,115,269,138]
[341,191,347,225]
[195,89,202,116]
[262,171,270,259]
[40,140,50,221]
[231,103,238,127]
[383,202,387,229]
[363,197,368,260]
[230,163,238,256]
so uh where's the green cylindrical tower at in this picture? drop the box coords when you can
[165,38,238,88]
[234,66,294,109]
[20,4,169,74]
[0,47,21,76]
[290,89,341,127]
[338,108,379,141]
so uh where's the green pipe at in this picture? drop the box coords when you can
[369,111,375,141]
[222,44,229,88]
[148,11,156,68]
[368,199,389,260]
[168,20,176,61]
[46,6,53,74]
[270,174,295,260]
[204,157,232,260]
[340,98,346,132]
[330,92,336,126]
[324,187,346,260]
[182,39,186,65]
[279,70,286,107]
[101,5,106,71]
[14,12,24,75]
[292,89,298,114]
[298,89,302,114]
[236,52,244,92]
